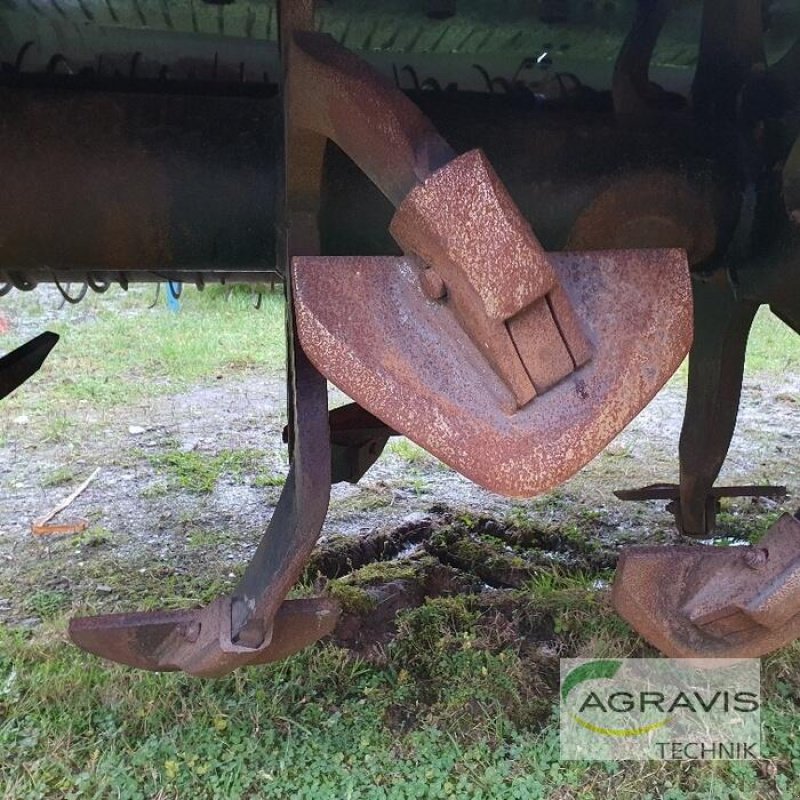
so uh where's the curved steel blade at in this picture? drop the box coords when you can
[292,248,691,497]
[69,598,340,677]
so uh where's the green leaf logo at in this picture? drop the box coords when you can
[563,660,670,738]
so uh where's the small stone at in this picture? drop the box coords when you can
[96,584,114,594]
[13,415,29,425]
[128,425,146,435]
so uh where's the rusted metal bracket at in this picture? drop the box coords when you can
[283,403,397,485]
[288,28,692,497]
[614,513,800,659]
[69,1,341,676]
[390,149,593,408]
[615,484,788,503]
[615,483,788,539]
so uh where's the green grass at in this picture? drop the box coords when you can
[0,286,286,445]
[669,307,799,385]
[3,603,800,799]
[744,309,800,376]
[150,448,267,494]
[388,438,434,466]
[40,465,78,488]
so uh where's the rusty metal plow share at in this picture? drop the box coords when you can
[614,514,800,659]
[288,30,693,497]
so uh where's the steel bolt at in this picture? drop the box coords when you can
[420,267,447,301]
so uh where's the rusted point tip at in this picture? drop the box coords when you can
[613,514,800,660]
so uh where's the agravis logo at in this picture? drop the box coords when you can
[559,658,761,761]
[561,659,669,737]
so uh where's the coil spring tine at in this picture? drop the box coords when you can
[513,57,537,83]
[167,280,182,299]
[421,76,442,92]
[46,54,72,75]
[14,41,35,74]
[492,76,511,93]
[401,65,420,91]
[0,282,13,298]
[148,283,161,309]
[11,274,36,291]
[555,71,583,98]
[253,291,263,310]
[472,63,493,93]
[87,276,110,293]
[55,279,88,304]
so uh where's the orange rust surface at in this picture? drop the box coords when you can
[613,514,800,659]
[391,149,556,321]
[390,150,594,407]
[293,246,692,498]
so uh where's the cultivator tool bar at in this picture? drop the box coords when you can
[613,514,800,659]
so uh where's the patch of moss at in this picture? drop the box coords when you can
[331,489,393,514]
[395,595,478,653]
[348,555,438,587]
[41,465,77,488]
[327,582,378,615]
[70,526,112,549]
[715,506,782,544]
[428,525,541,587]
[150,448,266,494]
[253,472,286,488]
